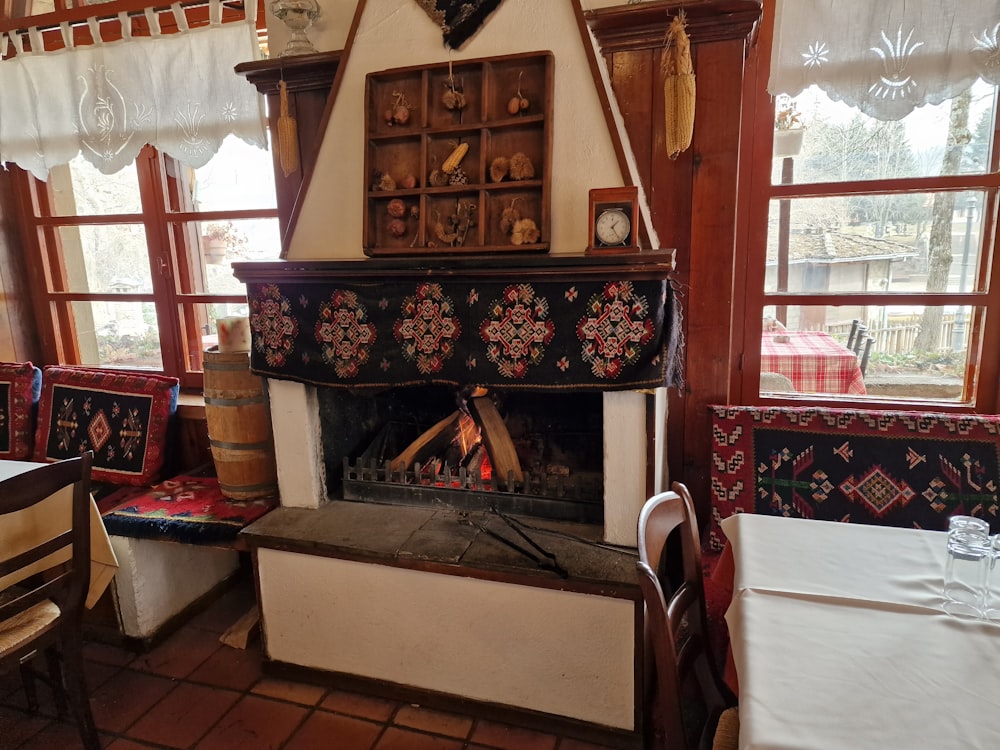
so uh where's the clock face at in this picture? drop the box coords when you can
[595,208,631,246]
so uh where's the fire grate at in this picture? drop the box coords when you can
[341,414,604,524]
[341,457,603,523]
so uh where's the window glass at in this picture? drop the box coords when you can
[178,217,281,295]
[171,135,278,213]
[181,301,251,371]
[765,192,986,294]
[772,82,997,185]
[57,224,152,293]
[48,154,143,216]
[760,304,978,402]
[71,300,163,370]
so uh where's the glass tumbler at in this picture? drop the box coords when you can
[943,518,991,618]
[984,535,1000,622]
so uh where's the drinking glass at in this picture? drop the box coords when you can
[983,535,1000,622]
[943,516,991,618]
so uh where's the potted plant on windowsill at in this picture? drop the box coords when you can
[773,97,805,158]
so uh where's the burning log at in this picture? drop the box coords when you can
[468,395,523,489]
[389,410,463,474]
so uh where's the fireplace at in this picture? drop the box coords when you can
[234,253,678,739]
[233,252,679,543]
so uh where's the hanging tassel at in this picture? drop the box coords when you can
[661,11,695,160]
[277,79,300,177]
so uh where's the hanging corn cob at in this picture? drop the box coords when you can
[277,79,300,177]
[661,11,695,160]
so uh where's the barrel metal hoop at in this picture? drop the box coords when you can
[218,480,279,494]
[210,438,273,451]
[204,395,266,406]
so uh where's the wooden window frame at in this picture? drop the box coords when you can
[735,0,1000,413]
[13,147,276,390]
[5,0,272,391]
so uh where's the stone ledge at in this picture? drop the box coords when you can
[241,500,639,597]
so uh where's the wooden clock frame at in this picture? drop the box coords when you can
[586,185,640,254]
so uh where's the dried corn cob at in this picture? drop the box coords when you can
[442,142,469,174]
[661,12,695,160]
[277,80,300,177]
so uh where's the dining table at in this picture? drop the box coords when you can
[761,330,867,394]
[0,459,119,609]
[722,513,1000,749]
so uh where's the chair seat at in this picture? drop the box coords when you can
[0,599,60,658]
[712,706,740,750]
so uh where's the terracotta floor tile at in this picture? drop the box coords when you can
[187,644,262,692]
[84,660,122,693]
[251,675,327,706]
[319,689,398,722]
[90,668,176,733]
[187,578,257,635]
[469,720,559,750]
[9,716,93,749]
[127,681,241,748]
[373,726,466,750]
[284,708,383,750]
[83,642,136,668]
[106,740,164,750]
[193,694,309,750]
[393,705,473,739]
[130,625,222,680]
[0,704,50,747]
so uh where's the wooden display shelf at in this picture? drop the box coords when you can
[363,51,553,257]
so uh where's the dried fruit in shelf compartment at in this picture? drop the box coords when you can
[429,169,449,187]
[508,152,534,181]
[509,70,529,116]
[372,171,397,191]
[390,91,414,126]
[510,218,540,245]
[499,197,522,234]
[448,168,469,186]
[489,157,510,183]
[387,198,406,218]
[388,218,407,237]
[399,174,417,189]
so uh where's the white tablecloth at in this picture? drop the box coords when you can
[0,460,118,609]
[722,514,1000,750]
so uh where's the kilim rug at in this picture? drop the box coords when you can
[708,405,1000,553]
[100,474,278,544]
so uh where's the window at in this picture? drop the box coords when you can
[740,1,1000,410]
[5,0,275,390]
[16,140,279,389]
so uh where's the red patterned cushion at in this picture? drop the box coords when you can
[33,367,179,485]
[0,362,42,459]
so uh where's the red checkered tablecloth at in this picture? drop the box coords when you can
[761,331,867,395]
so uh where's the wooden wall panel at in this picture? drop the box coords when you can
[0,169,41,363]
[592,1,758,524]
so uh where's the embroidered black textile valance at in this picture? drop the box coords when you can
[242,272,681,392]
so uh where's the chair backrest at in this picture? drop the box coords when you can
[637,481,733,750]
[859,335,875,375]
[0,453,93,636]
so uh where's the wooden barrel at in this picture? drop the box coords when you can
[203,348,278,499]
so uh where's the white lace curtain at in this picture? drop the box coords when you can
[0,0,266,180]
[769,0,1000,120]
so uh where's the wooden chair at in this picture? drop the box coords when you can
[0,453,99,750]
[859,335,875,375]
[637,482,738,750]
[846,319,865,351]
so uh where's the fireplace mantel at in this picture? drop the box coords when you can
[232,251,681,393]
[233,250,675,284]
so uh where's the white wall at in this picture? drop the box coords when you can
[284,0,637,259]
